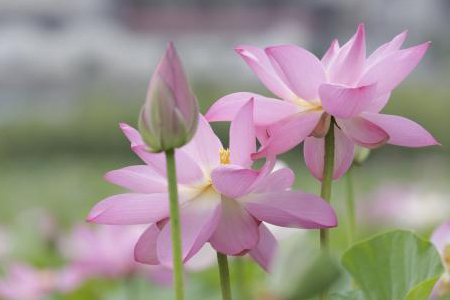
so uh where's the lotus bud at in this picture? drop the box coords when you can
[353,145,370,165]
[139,42,199,152]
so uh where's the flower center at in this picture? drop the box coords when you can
[444,245,450,270]
[292,96,322,110]
[219,148,231,165]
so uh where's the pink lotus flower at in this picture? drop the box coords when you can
[429,220,450,299]
[206,24,438,180]
[87,99,337,271]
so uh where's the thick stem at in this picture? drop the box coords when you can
[234,257,248,300]
[345,165,356,245]
[217,252,233,300]
[165,149,184,300]
[320,123,335,251]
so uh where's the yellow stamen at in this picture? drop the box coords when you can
[219,148,231,165]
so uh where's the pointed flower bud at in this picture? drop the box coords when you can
[139,42,199,152]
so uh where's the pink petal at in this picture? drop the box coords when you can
[211,165,259,199]
[104,165,167,193]
[230,98,255,167]
[303,127,355,180]
[182,115,222,172]
[321,39,340,71]
[265,45,326,101]
[235,45,297,101]
[365,30,408,69]
[364,92,391,113]
[209,197,260,255]
[248,223,277,272]
[319,83,377,119]
[252,111,323,159]
[134,224,160,265]
[87,193,169,225]
[329,23,366,85]
[120,123,145,147]
[243,190,338,229]
[361,112,439,147]
[359,42,430,96]
[156,189,221,267]
[431,220,450,255]
[120,123,203,184]
[337,116,389,148]
[205,92,303,126]
[250,167,295,193]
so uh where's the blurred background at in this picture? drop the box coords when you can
[0,0,449,299]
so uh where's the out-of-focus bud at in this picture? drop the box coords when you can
[139,42,199,152]
[353,145,370,165]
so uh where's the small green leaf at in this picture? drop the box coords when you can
[342,230,443,300]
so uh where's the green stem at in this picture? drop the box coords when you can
[320,122,335,251]
[165,149,184,300]
[345,165,356,245]
[217,252,233,300]
[319,123,335,300]
[234,257,248,300]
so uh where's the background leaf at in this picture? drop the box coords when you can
[342,230,443,300]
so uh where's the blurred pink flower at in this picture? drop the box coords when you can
[206,23,438,180]
[87,99,336,272]
[358,184,449,230]
[139,42,199,152]
[60,225,143,278]
[0,263,61,300]
[429,221,450,299]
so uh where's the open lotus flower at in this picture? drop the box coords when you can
[430,220,450,299]
[206,24,438,180]
[87,99,337,272]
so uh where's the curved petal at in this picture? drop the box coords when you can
[252,111,323,159]
[337,116,389,149]
[243,191,338,229]
[319,83,377,119]
[104,165,167,193]
[211,165,259,199]
[361,112,439,147]
[156,188,221,267]
[359,42,430,96]
[250,167,295,193]
[266,45,326,101]
[329,23,366,85]
[363,92,391,113]
[321,39,340,71]
[366,30,408,69]
[230,98,255,167]
[209,197,260,255]
[248,223,278,272]
[120,123,145,147]
[120,123,203,184]
[134,224,160,265]
[205,92,303,126]
[87,193,169,225]
[431,220,450,254]
[235,45,297,101]
[182,115,222,173]
[304,127,355,181]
